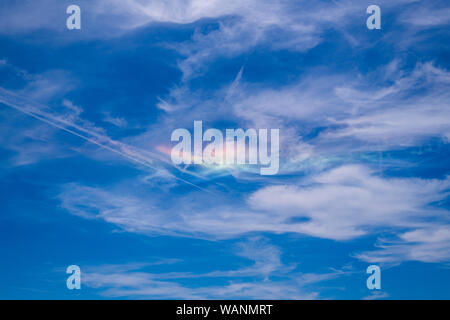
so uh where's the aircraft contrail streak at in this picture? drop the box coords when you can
[0,87,213,193]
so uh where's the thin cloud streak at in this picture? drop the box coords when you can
[0,87,212,193]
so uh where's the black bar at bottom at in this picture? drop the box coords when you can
[0,300,444,318]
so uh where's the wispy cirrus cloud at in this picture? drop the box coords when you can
[323,62,450,148]
[58,163,450,263]
[357,226,450,264]
[82,238,344,299]
[1,0,450,300]
[0,85,212,191]
[249,165,450,241]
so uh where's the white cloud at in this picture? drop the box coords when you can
[0,108,73,166]
[2,0,449,272]
[0,85,200,188]
[81,238,343,299]
[231,73,349,128]
[323,62,450,147]
[18,70,76,102]
[102,112,129,128]
[57,164,450,254]
[226,61,450,155]
[0,68,80,166]
[97,0,284,26]
[400,6,450,27]
[249,165,450,240]
[357,226,450,263]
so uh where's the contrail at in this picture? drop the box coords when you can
[0,87,213,193]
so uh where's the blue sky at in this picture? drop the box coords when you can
[0,0,450,299]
